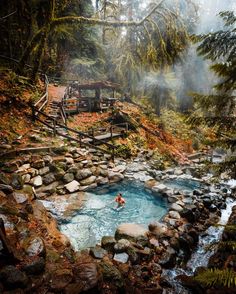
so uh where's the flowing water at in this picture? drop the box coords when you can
[163,198,236,293]
[59,181,168,250]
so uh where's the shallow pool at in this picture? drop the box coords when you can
[59,181,167,250]
[164,178,202,192]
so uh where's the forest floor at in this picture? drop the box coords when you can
[0,73,207,166]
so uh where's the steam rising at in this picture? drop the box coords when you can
[141,0,236,111]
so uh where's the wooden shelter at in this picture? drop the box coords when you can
[63,81,120,113]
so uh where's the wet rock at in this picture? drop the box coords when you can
[108,171,124,183]
[0,265,29,289]
[170,203,183,212]
[22,256,45,275]
[148,222,168,237]
[75,262,99,291]
[65,180,80,193]
[79,183,97,191]
[11,174,24,190]
[101,236,116,252]
[43,173,56,185]
[115,223,148,242]
[99,261,123,288]
[50,269,73,291]
[177,274,204,293]
[30,175,43,187]
[75,169,92,181]
[169,211,181,219]
[43,155,53,164]
[0,184,13,194]
[80,175,96,186]
[25,237,46,257]
[152,184,168,193]
[63,173,74,184]
[90,246,107,259]
[114,239,131,253]
[159,247,176,268]
[114,253,129,263]
[97,176,109,185]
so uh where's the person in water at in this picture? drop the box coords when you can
[115,193,126,208]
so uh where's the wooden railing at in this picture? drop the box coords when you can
[33,108,115,158]
[33,74,49,113]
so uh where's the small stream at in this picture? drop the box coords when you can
[163,198,236,293]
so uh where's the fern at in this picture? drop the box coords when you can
[195,268,236,288]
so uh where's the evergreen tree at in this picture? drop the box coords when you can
[191,11,236,178]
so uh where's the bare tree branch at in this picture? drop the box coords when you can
[0,11,17,21]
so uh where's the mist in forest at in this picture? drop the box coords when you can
[141,0,236,111]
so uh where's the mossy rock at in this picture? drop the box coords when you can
[99,261,124,288]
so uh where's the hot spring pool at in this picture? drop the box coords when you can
[59,181,168,250]
[164,178,202,192]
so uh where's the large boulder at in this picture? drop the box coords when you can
[115,223,148,241]
[43,173,56,185]
[30,176,43,187]
[75,169,92,181]
[74,262,99,292]
[80,176,97,186]
[148,221,168,237]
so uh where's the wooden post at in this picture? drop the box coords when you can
[111,147,115,162]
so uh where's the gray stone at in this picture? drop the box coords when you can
[65,180,80,193]
[43,155,53,164]
[75,169,92,181]
[114,239,131,253]
[37,181,59,194]
[30,175,43,187]
[13,192,28,204]
[97,176,109,185]
[113,253,129,263]
[43,173,56,185]
[80,176,96,186]
[39,166,50,176]
[63,173,74,183]
[115,223,148,241]
[169,211,181,219]
[90,246,107,259]
[148,222,168,237]
[65,157,74,165]
[11,174,24,190]
[108,171,124,183]
[170,203,184,212]
[22,174,31,183]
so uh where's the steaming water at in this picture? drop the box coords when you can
[164,178,202,193]
[59,181,167,250]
